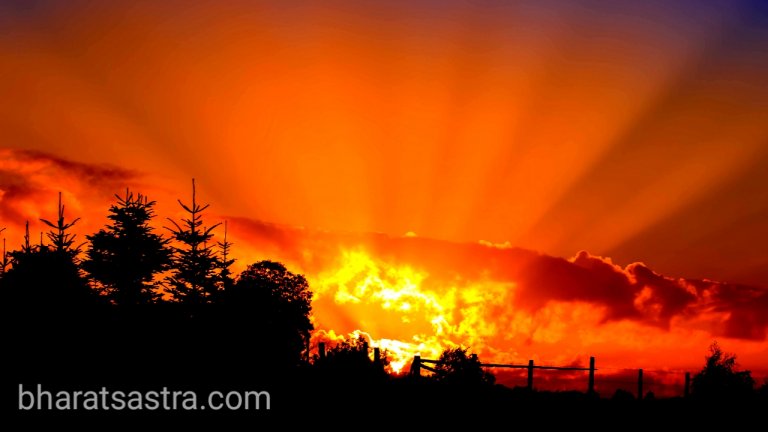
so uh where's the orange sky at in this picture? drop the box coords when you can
[1,1,768,389]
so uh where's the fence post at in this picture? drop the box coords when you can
[588,356,595,394]
[638,369,644,401]
[411,355,421,377]
[527,360,534,391]
[684,372,690,398]
[318,342,326,361]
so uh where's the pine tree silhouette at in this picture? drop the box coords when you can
[165,179,221,304]
[21,221,32,253]
[40,192,82,257]
[0,228,8,277]
[217,220,235,291]
[83,190,172,305]
[4,194,94,312]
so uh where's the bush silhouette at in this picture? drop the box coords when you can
[692,342,754,400]
[433,347,495,385]
[611,388,635,401]
[314,335,387,381]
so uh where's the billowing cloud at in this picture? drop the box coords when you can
[705,282,768,340]
[228,219,764,339]
[223,217,768,381]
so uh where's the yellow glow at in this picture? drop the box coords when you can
[311,249,516,373]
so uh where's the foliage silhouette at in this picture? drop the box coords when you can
[40,192,82,256]
[165,179,221,305]
[611,388,635,401]
[222,260,313,365]
[4,244,94,310]
[692,341,754,400]
[758,379,768,399]
[1,237,8,276]
[433,347,495,385]
[3,195,96,316]
[216,220,235,292]
[83,190,172,305]
[314,335,388,381]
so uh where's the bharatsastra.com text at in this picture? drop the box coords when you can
[18,384,270,411]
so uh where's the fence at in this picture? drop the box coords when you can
[409,354,692,399]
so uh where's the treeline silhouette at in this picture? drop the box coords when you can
[2,181,766,419]
[1,181,320,416]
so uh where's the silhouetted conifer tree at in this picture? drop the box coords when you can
[165,179,220,304]
[0,228,7,277]
[41,192,82,257]
[4,194,94,312]
[217,220,235,291]
[83,190,172,305]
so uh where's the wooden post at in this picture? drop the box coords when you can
[638,369,644,401]
[373,347,381,364]
[588,356,595,394]
[411,355,421,377]
[527,360,534,391]
[318,342,326,361]
[684,372,690,398]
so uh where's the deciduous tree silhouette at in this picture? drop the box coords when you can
[433,347,495,385]
[83,190,172,305]
[692,341,754,400]
[165,179,221,305]
[224,260,313,365]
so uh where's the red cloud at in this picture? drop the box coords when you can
[225,218,768,342]
[10,149,139,184]
[0,148,143,246]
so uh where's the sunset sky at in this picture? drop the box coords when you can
[2,1,768,390]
